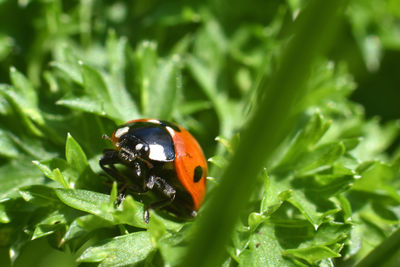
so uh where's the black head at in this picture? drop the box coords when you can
[114,122,176,163]
[116,133,150,163]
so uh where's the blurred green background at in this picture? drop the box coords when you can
[0,0,399,121]
[0,0,399,266]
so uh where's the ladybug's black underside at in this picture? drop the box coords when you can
[100,122,195,222]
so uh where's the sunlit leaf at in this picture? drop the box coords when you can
[77,231,155,267]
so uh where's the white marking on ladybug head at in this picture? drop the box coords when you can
[166,126,175,137]
[114,126,129,138]
[135,143,144,151]
[149,144,167,161]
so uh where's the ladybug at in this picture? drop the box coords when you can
[99,119,207,223]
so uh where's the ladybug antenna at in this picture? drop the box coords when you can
[102,134,111,141]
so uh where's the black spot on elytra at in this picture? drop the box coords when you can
[193,166,203,183]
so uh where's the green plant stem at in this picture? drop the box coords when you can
[179,0,349,266]
[354,227,400,267]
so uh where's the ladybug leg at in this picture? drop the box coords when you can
[144,197,176,223]
[143,175,176,223]
[125,160,152,194]
[100,150,149,195]
[116,186,127,206]
[99,149,127,183]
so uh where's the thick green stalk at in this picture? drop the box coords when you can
[355,227,400,267]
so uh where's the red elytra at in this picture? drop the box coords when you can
[169,123,207,210]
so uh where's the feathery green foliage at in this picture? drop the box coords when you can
[0,0,399,266]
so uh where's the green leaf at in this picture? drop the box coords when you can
[283,245,342,265]
[0,128,19,158]
[148,214,167,245]
[106,30,127,77]
[192,19,227,74]
[261,170,286,215]
[0,34,13,61]
[109,182,118,207]
[147,56,181,119]
[0,86,43,136]
[342,137,362,151]
[238,223,298,267]
[80,63,118,118]
[157,226,192,266]
[51,47,83,85]
[308,172,355,196]
[262,169,351,229]
[300,61,356,110]
[305,222,350,246]
[353,161,400,203]
[105,32,139,121]
[335,195,352,222]
[19,185,61,207]
[0,69,45,138]
[31,210,68,240]
[273,113,332,173]
[187,53,241,137]
[0,85,12,115]
[55,189,113,221]
[0,160,44,200]
[177,100,212,116]
[136,41,181,119]
[52,169,69,189]
[77,231,155,267]
[0,203,11,223]
[215,135,239,155]
[111,195,147,229]
[65,133,88,175]
[111,195,182,230]
[351,119,399,161]
[296,142,346,176]
[136,41,158,114]
[9,67,44,125]
[6,132,57,160]
[57,63,120,120]
[33,161,69,188]
[287,189,325,229]
[63,214,113,241]
[32,223,65,241]
[208,154,228,168]
[187,55,217,99]
[56,96,101,115]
